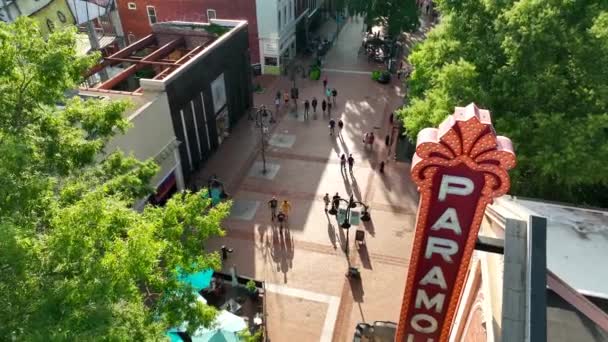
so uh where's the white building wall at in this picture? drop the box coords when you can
[81,89,184,197]
[256,0,299,74]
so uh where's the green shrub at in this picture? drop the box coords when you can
[246,279,257,293]
[309,67,321,80]
[205,23,230,36]
[239,328,264,342]
[371,70,382,81]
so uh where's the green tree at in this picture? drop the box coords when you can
[0,18,229,340]
[399,0,608,206]
[347,0,420,36]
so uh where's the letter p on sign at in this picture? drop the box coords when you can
[438,175,474,201]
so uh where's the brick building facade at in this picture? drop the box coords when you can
[116,0,260,64]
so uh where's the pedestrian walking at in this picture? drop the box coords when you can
[278,199,291,232]
[325,87,332,102]
[389,112,394,124]
[275,97,280,113]
[332,192,341,212]
[379,160,385,173]
[283,91,290,104]
[304,99,310,120]
[332,88,337,105]
[340,154,346,171]
[322,99,327,117]
[323,193,330,212]
[385,134,390,146]
[280,199,292,218]
[277,211,286,231]
[312,97,318,115]
[348,154,354,172]
[327,102,332,117]
[323,77,328,90]
[338,119,344,131]
[397,69,403,79]
[268,196,278,221]
[329,118,336,135]
[364,132,375,149]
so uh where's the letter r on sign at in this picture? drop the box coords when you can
[438,175,474,201]
[425,237,459,263]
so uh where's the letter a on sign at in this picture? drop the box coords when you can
[431,207,462,235]
[396,104,516,342]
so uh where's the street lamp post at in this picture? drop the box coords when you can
[328,194,371,256]
[255,106,271,174]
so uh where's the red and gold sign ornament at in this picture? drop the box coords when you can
[396,103,516,342]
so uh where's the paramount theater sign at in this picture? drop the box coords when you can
[396,103,516,342]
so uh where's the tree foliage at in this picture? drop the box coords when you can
[399,0,608,206]
[0,18,230,340]
[345,0,420,36]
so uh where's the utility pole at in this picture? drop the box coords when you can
[256,107,269,174]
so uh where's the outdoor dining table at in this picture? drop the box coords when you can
[221,298,242,314]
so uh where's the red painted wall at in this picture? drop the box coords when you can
[116,0,260,64]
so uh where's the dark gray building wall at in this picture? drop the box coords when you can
[165,25,253,180]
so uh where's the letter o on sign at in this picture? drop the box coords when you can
[411,314,438,334]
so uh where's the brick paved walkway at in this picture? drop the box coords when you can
[190,15,433,342]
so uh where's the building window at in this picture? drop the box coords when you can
[264,57,278,66]
[278,10,281,30]
[57,10,66,23]
[46,19,55,32]
[207,9,216,20]
[127,2,136,10]
[291,0,294,20]
[283,6,287,25]
[146,6,157,25]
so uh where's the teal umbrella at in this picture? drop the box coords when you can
[193,310,247,335]
[176,267,214,291]
[166,331,183,342]
[191,329,239,342]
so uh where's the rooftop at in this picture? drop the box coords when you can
[490,196,608,298]
[81,20,245,94]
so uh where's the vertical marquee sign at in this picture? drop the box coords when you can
[396,104,516,342]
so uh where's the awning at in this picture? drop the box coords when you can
[154,172,176,203]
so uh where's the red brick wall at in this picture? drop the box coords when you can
[116,0,260,63]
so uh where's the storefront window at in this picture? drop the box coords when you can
[216,108,230,145]
[46,19,55,32]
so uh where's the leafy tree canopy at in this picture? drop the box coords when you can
[345,0,420,36]
[399,0,608,206]
[0,18,229,340]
